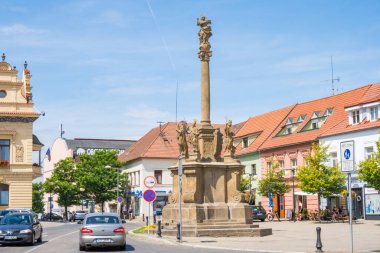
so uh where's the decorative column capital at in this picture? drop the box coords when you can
[197,16,212,61]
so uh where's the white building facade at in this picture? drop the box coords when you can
[122,158,174,219]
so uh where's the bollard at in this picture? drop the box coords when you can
[156,220,162,238]
[142,214,145,222]
[176,223,181,241]
[146,217,149,226]
[153,214,157,224]
[316,227,323,252]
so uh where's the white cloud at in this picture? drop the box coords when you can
[0,24,45,35]
[125,104,171,120]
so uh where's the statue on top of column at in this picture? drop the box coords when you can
[197,16,212,61]
[176,122,188,158]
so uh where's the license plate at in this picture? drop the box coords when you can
[94,239,113,243]
[4,236,17,240]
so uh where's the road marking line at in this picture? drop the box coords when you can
[25,230,78,253]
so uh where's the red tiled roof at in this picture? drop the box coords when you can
[346,82,380,108]
[260,84,371,150]
[118,122,225,163]
[319,117,380,138]
[235,105,295,155]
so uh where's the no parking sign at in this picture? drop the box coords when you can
[143,189,157,203]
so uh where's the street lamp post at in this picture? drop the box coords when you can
[292,168,296,221]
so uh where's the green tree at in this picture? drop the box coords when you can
[297,143,346,212]
[44,158,80,220]
[358,141,380,190]
[76,150,122,212]
[258,163,290,197]
[240,175,250,191]
[32,182,45,213]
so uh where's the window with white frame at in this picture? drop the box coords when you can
[352,110,360,124]
[330,152,338,167]
[364,146,374,159]
[279,160,285,170]
[370,107,378,121]
[242,137,249,148]
[291,159,297,172]
[311,119,318,129]
[251,164,257,175]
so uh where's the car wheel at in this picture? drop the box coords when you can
[28,233,35,246]
[37,232,42,243]
[261,219,265,222]
[119,244,126,251]
[79,244,85,251]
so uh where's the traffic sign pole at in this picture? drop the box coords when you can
[348,173,353,253]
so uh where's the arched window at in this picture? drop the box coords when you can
[0,90,6,98]
[0,184,9,206]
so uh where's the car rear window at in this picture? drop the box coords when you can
[86,216,120,224]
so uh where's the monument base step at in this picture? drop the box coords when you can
[162,227,272,237]
[162,222,272,237]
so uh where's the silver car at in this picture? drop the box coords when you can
[79,213,126,251]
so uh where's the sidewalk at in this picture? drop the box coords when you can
[137,220,380,253]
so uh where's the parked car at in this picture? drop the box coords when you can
[0,212,43,246]
[41,213,63,221]
[79,213,126,251]
[0,210,13,221]
[250,205,267,222]
[73,211,87,222]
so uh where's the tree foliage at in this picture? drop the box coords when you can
[75,150,122,212]
[297,143,346,210]
[44,157,80,220]
[358,141,380,190]
[258,163,290,197]
[32,183,45,213]
[240,175,250,191]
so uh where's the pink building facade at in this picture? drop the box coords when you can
[260,142,319,218]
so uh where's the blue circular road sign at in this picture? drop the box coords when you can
[143,189,157,203]
[344,149,351,159]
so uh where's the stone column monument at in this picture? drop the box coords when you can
[162,17,271,237]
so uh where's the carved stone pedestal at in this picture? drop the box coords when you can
[162,160,272,237]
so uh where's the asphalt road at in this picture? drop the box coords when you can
[0,222,231,253]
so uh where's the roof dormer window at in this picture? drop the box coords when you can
[311,111,320,119]
[286,118,294,125]
[324,108,333,116]
[242,137,249,148]
[297,115,306,122]
[352,110,360,124]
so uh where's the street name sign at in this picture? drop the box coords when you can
[143,189,157,203]
[143,176,157,189]
[340,140,354,172]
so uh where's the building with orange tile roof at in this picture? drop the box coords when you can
[319,82,380,220]
[234,83,378,218]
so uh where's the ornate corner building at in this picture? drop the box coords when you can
[0,53,42,210]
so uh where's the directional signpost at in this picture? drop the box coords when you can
[340,140,354,253]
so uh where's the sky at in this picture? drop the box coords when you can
[1,0,380,155]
